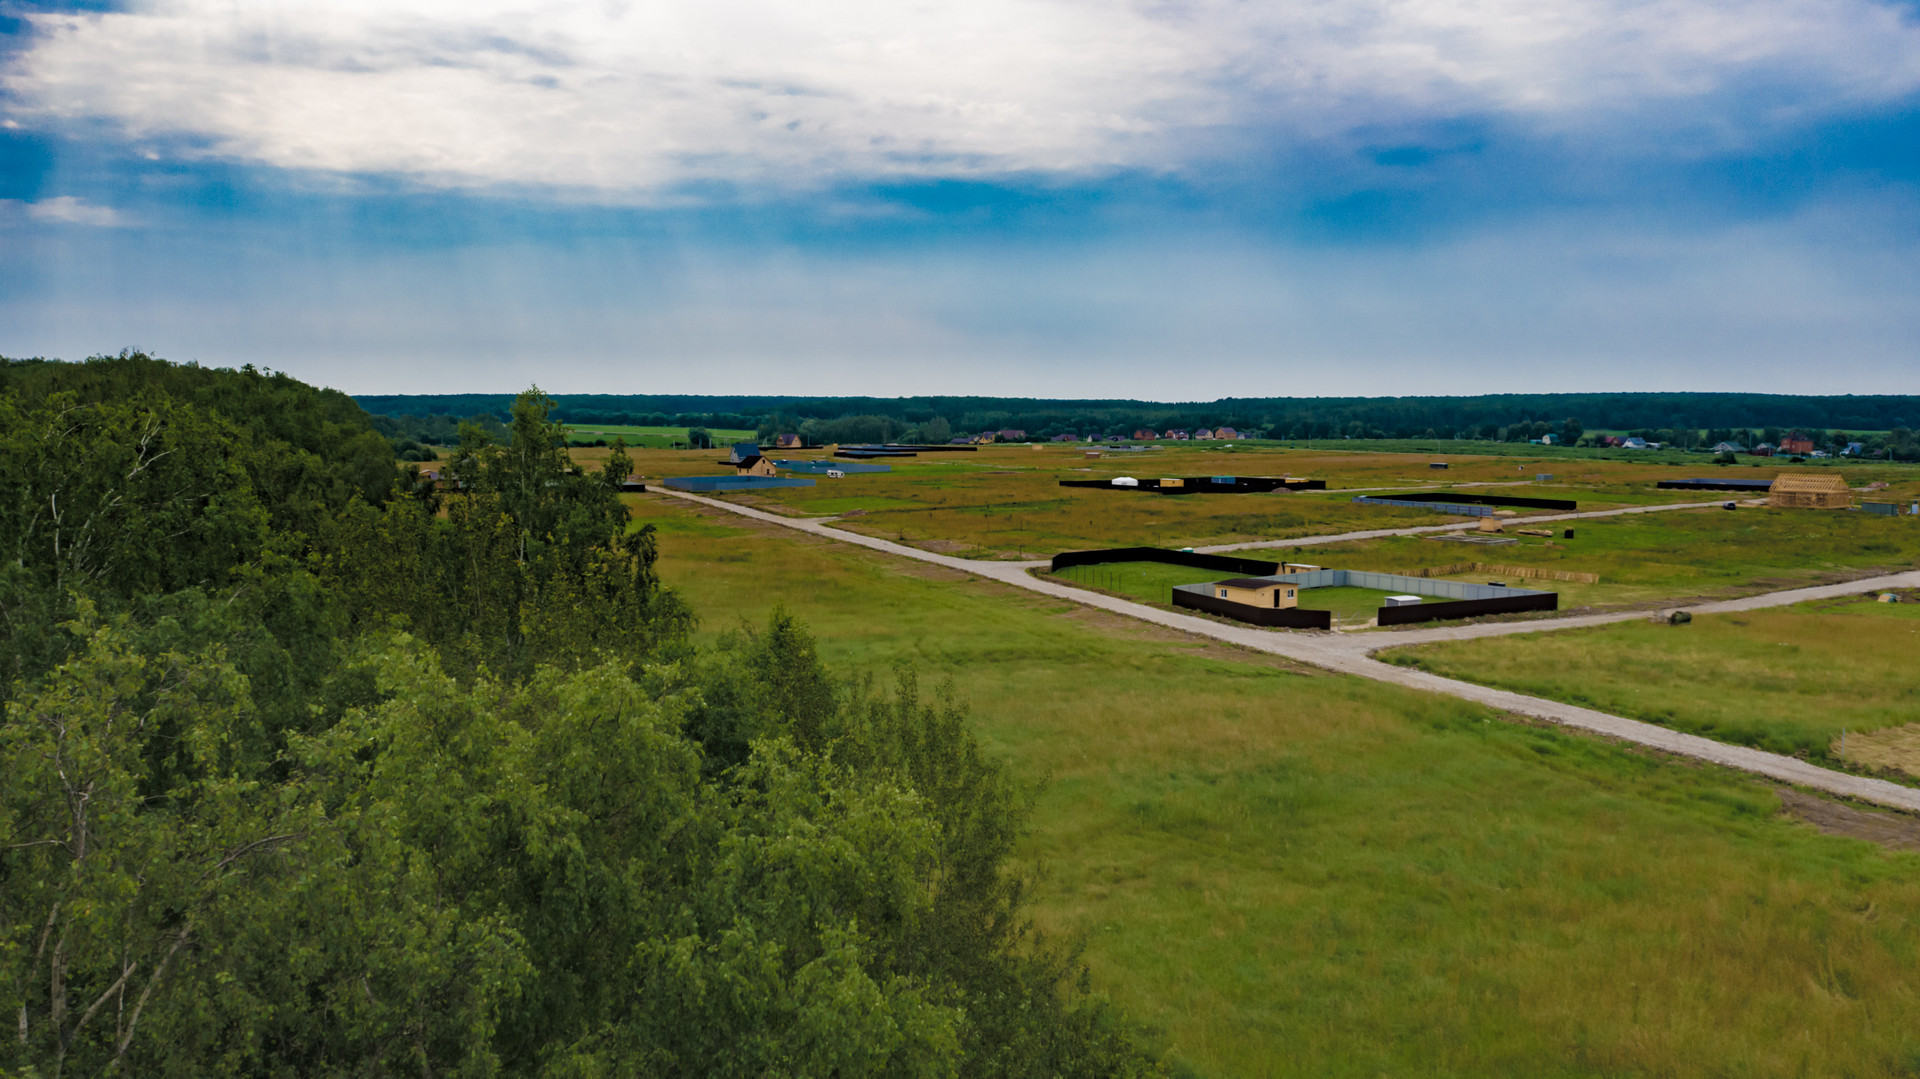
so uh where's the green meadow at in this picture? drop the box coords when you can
[585,442,1736,558]
[1380,594,1920,767]
[632,491,1920,1077]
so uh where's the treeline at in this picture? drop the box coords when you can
[357,390,1920,444]
[0,354,1160,1076]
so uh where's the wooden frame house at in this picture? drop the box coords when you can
[1768,473,1850,509]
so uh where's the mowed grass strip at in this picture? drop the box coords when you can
[634,492,1920,1077]
[1049,561,1233,605]
[1381,594,1920,766]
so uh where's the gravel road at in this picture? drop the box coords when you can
[659,488,1920,812]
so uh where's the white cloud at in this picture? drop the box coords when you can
[3,0,1917,196]
[7,196,127,226]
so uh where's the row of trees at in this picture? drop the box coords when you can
[0,354,1160,1076]
[359,391,1920,445]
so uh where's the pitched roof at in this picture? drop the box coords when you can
[1769,473,1849,493]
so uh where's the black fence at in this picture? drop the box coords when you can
[1058,476,1326,494]
[1376,592,1558,626]
[1171,589,1333,629]
[840,444,977,453]
[1656,478,1774,492]
[837,449,916,459]
[1049,546,1279,576]
[1376,491,1578,511]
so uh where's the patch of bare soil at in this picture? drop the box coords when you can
[1837,723,1920,779]
[909,539,971,554]
[1777,788,1920,852]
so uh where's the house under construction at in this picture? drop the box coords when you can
[1768,472,1851,509]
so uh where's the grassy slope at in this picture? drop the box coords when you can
[633,491,1920,1077]
[1380,596,1920,763]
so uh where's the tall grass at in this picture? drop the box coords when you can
[635,492,1920,1076]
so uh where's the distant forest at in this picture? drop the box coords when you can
[359,390,1920,458]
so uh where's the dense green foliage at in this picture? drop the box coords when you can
[0,358,1158,1076]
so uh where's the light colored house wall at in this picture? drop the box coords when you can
[1216,583,1299,608]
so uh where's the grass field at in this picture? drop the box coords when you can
[1379,593,1920,768]
[1050,561,1230,603]
[565,423,757,448]
[629,489,1920,1076]
[577,442,1920,576]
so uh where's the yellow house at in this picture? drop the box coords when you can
[1213,578,1299,608]
[735,455,777,477]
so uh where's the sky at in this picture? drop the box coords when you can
[1,0,1918,398]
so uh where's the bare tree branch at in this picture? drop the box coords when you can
[104,925,191,1074]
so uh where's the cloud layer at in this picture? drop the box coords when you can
[8,0,1919,195]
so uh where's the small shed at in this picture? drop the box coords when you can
[1768,473,1849,509]
[1213,578,1299,608]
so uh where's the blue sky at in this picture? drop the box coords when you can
[2,0,1917,397]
